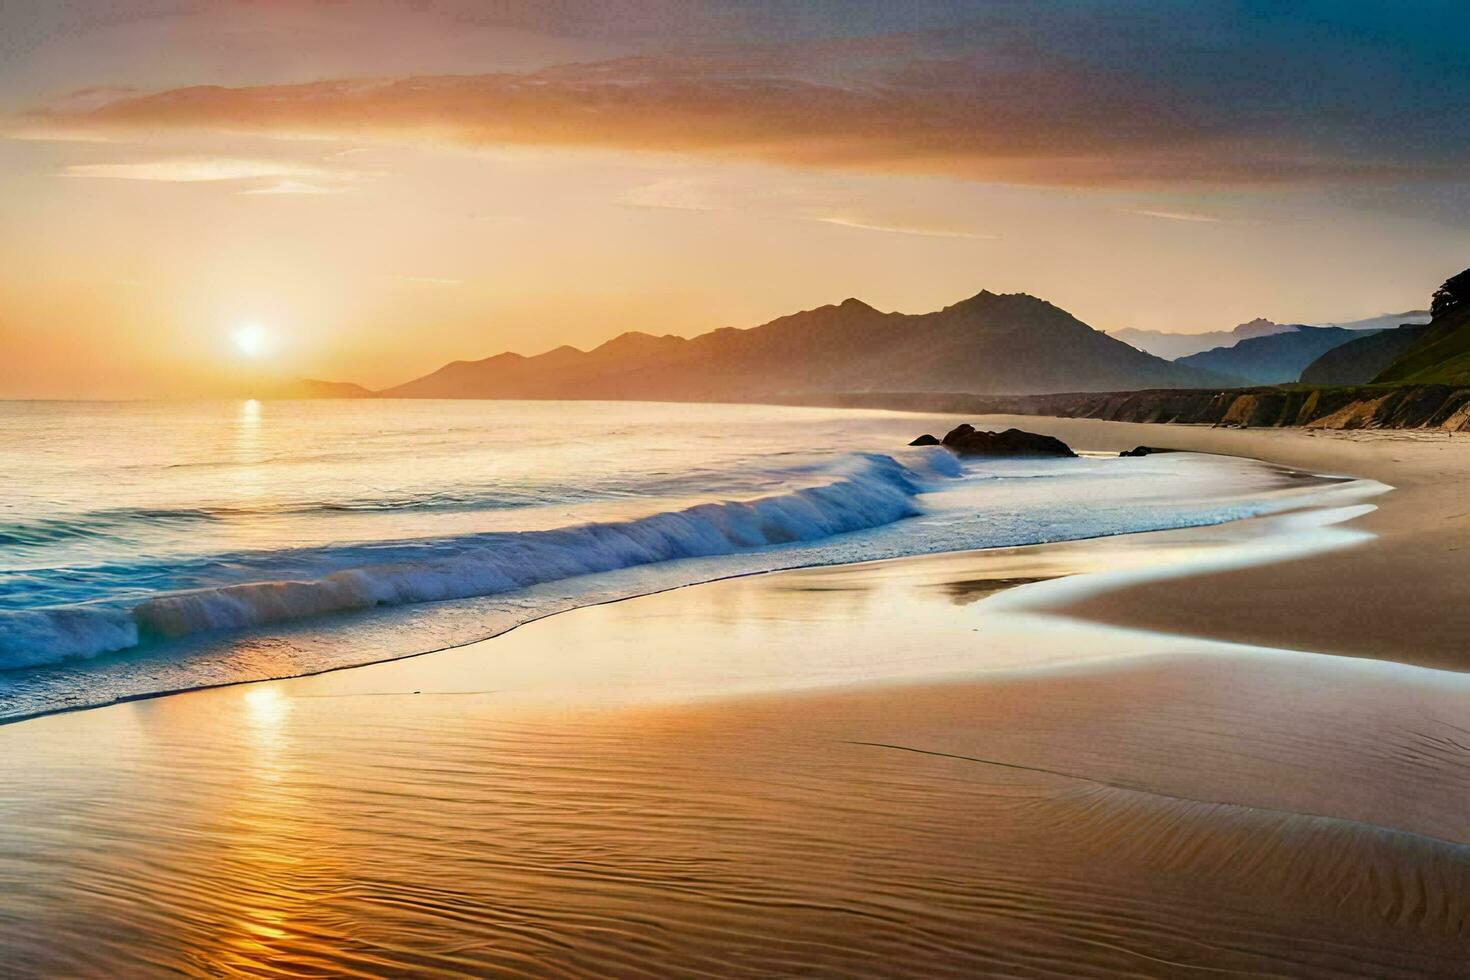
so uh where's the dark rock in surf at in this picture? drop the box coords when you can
[909,434,941,446]
[1119,446,1176,457]
[939,424,1076,458]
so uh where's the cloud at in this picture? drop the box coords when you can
[1128,209,1227,224]
[53,157,378,194]
[238,180,348,196]
[13,5,1470,188]
[2,64,1214,186]
[58,159,326,182]
[618,179,730,212]
[814,216,996,240]
[52,86,142,111]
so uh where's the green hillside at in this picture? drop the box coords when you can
[1372,269,1470,385]
[1373,305,1470,384]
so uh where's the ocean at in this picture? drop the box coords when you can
[1,399,1336,719]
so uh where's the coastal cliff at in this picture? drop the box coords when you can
[788,384,1470,431]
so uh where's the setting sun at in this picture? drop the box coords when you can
[232,323,271,359]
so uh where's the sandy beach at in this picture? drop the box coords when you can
[972,417,1470,668]
[3,421,1469,976]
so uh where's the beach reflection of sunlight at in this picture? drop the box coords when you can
[221,685,321,971]
[243,686,287,727]
[242,686,292,783]
[231,398,268,516]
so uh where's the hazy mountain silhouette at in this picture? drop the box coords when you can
[1299,323,1432,385]
[1111,310,1429,360]
[1110,318,1297,359]
[1175,326,1365,385]
[268,378,377,399]
[380,291,1227,400]
[1317,310,1430,332]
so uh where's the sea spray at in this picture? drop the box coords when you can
[0,607,140,668]
[1,451,941,669]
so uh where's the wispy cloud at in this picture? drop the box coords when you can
[15,5,1470,188]
[1128,209,1227,224]
[238,180,348,196]
[1,56,1416,188]
[54,158,378,195]
[618,179,729,212]
[621,199,727,213]
[814,216,997,240]
[58,159,325,183]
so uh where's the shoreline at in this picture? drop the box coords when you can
[4,423,1469,974]
[773,383,1470,431]
[961,417,1470,666]
[2,443,1364,728]
[3,428,1467,973]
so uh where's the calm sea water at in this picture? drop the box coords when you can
[1,399,1334,719]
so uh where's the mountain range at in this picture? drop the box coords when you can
[1174,326,1368,385]
[378,291,1227,400]
[1110,318,1298,360]
[292,290,1452,403]
[1111,311,1429,359]
[268,378,378,399]
[1318,310,1433,332]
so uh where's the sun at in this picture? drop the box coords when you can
[232,323,271,359]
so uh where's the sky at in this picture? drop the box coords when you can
[1,0,1468,397]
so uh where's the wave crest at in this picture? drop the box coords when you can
[0,608,139,669]
[2,451,941,671]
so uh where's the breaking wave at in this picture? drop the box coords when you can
[0,452,951,671]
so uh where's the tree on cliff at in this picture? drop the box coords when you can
[1430,268,1470,319]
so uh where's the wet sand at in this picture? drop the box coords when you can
[967,417,1470,668]
[3,426,1469,976]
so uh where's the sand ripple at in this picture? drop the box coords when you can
[3,662,1469,977]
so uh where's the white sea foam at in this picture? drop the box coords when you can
[0,608,139,668]
[0,451,934,670]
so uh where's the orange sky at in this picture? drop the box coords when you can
[2,1,1467,398]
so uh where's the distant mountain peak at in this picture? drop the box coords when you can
[379,286,1224,400]
[1176,324,1361,385]
[594,331,683,355]
[944,288,998,310]
[1112,317,1297,358]
[1233,317,1290,335]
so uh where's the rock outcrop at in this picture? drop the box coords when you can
[938,424,1076,457]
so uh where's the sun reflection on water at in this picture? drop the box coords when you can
[241,686,291,781]
[243,685,287,727]
[231,398,268,510]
